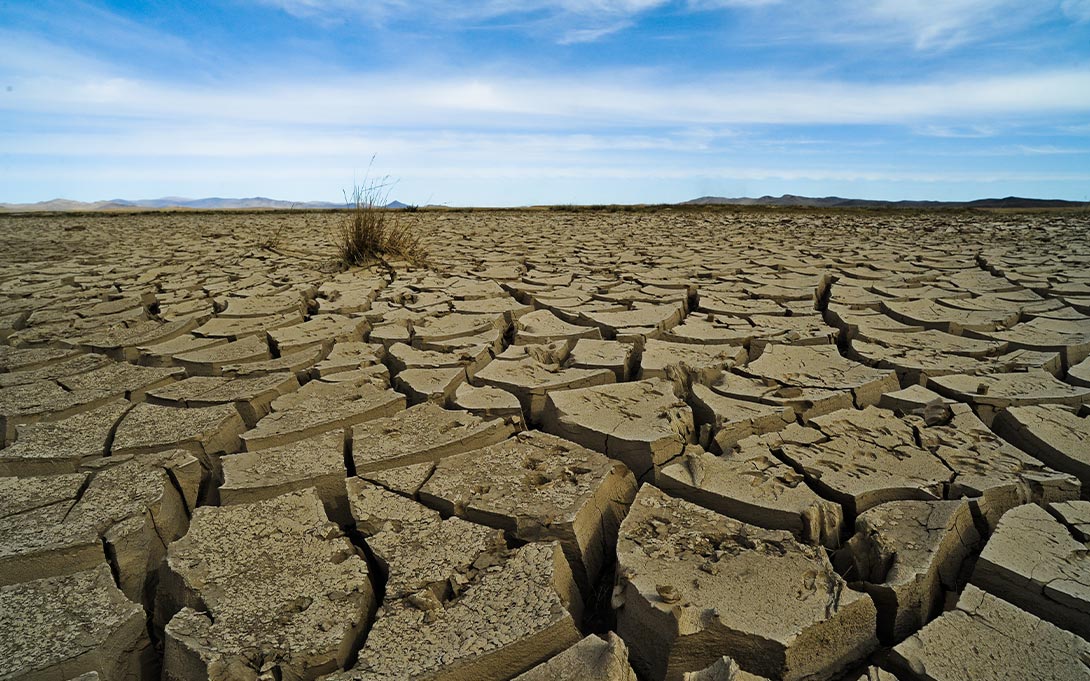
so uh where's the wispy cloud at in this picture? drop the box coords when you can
[8,29,1090,127]
[914,124,1000,139]
[1016,144,1090,155]
[255,0,1083,49]
[852,0,1042,50]
[8,64,1089,127]
[255,0,772,41]
[1062,0,1090,21]
[557,22,633,44]
[3,1,1089,203]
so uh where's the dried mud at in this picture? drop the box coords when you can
[1,207,1089,681]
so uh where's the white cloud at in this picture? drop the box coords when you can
[778,0,1058,51]
[258,0,669,22]
[253,0,1082,49]
[1062,0,1090,21]
[557,21,633,43]
[914,124,1000,138]
[9,67,1090,128]
[255,0,778,41]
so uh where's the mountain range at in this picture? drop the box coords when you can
[679,194,1088,209]
[1,194,1086,212]
[0,197,346,212]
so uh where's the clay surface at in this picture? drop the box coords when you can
[3,209,1089,681]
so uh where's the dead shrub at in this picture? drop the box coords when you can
[336,177,428,267]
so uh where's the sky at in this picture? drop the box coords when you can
[2,0,1089,205]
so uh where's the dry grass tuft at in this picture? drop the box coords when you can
[336,178,428,268]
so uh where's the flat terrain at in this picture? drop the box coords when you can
[1,207,1089,681]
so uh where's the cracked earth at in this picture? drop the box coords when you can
[1,207,1089,681]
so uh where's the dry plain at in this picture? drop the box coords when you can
[1,207,1089,681]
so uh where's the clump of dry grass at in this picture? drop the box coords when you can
[336,177,428,267]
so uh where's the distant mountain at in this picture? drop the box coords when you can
[680,195,1088,209]
[0,196,344,212]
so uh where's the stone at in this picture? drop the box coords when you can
[512,633,639,681]
[615,485,877,681]
[656,444,843,547]
[889,584,1090,681]
[220,430,350,522]
[158,489,374,681]
[413,430,638,592]
[349,402,516,473]
[971,503,1090,640]
[241,375,404,450]
[838,500,980,642]
[541,378,695,480]
[993,405,1090,487]
[0,564,152,681]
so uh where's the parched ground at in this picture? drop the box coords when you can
[1,207,1089,681]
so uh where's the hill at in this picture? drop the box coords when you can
[680,195,1088,209]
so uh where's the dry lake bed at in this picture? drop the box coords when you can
[1,207,1089,681]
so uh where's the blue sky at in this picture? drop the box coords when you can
[2,0,1089,205]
